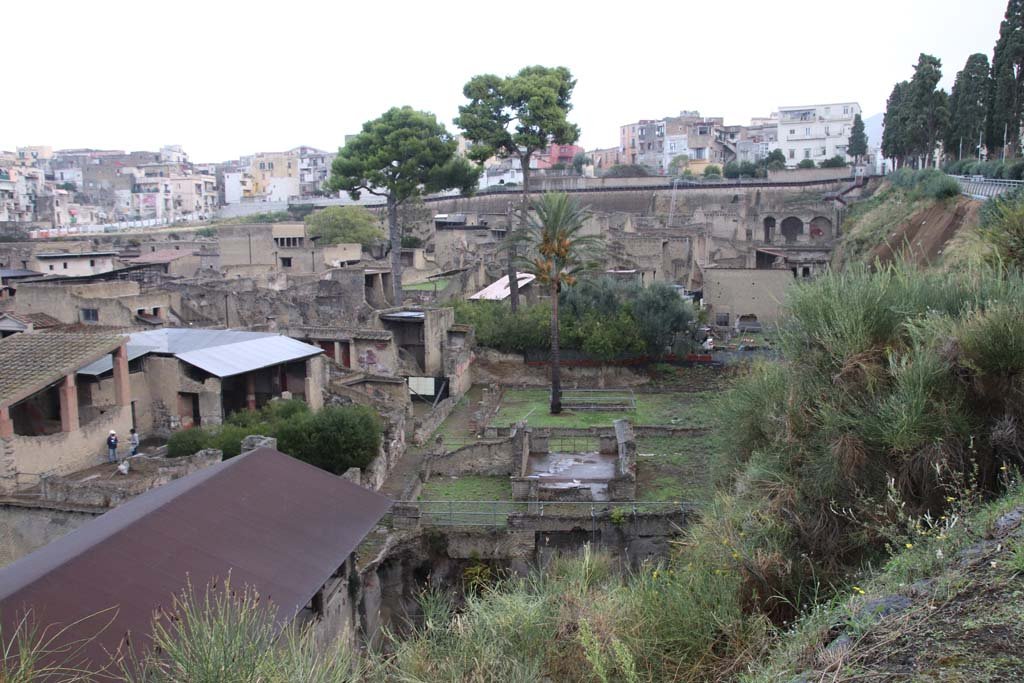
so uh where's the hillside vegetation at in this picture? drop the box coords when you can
[835,170,980,269]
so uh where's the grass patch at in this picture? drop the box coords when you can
[492,389,717,428]
[403,278,449,292]
[635,433,723,503]
[420,475,512,501]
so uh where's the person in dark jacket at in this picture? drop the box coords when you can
[106,430,118,463]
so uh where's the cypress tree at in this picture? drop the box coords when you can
[988,0,1024,157]
[847,114,868,163]
[946,54,990,159]
[882,81,911,167]
[906,54,949,167]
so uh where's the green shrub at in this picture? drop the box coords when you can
[797,159,816,169]
[920,172,960,199]
[167,428,211,458]
[211,424,251,459]
[819,155,848,168]
[978,187,1024,270]
[703,164,722,177]
[604,164,650,178]
[298,405,381,474]
[305,206,384,246]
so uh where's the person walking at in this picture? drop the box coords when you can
[129,428,140,457]
[106,430,119,463]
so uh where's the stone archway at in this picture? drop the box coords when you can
[809,216,832,242]
[781,216,804,244]
[763,216,776,242]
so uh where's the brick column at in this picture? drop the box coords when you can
[246,373,257,412]
[59,374,79,433]
[0,405,13,439]
[113,343,131,407]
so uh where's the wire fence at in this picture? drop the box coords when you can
[412,500,691,527]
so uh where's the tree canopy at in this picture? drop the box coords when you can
[455,66,580,311]
[327,106,478,303]
[328,106,478,206]
[455,66,580,166]
[305,206,384,246]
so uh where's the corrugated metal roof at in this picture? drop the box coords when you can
[77,343,156,376]
[177,335,321,377]
[76,329,323,379]
[469,273,536,301]
[0,447,392,675]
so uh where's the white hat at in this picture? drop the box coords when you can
[109,430,116,435]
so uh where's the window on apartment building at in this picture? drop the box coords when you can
[89,259,95,266]
[824,106,831,115]
[825,126,830,136]
[259,162,266,170]
[805,127,811,136]
[843,106,850,115]
[268,162,274,170]
[715,313,730,327]
[789,129,795,135]
[81,308,99,323]
[804,149,811,159]
[280,257,292,268]
[62,262,68,269]
[48,265,54,271]
[819,147,827,156]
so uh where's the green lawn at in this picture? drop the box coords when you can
[419,475,512,501]
[403,278,449,291]
[635,433,723,503]
[492,389,718,429]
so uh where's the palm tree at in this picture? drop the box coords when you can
[513,193,602,414]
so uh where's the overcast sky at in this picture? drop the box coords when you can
[2,0,1009,162]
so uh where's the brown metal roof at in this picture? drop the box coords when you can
[0,447,392,675]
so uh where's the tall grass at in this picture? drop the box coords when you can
[124,578,361,683]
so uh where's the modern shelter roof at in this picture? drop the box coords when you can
[76,329,322,378]
[0,447,392,675]
[469,273,536,301]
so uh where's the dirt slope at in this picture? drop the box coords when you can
[868,195,982,268]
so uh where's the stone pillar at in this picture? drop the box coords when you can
[59,374,79,433]
[246,373,257,412]
[199,377,223,426]
[0,405,13,439]
[305,356,324,411]
[333,341,342,363]
[112,343,131,407]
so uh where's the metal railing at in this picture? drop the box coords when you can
[547,435,602,453]
[951,174,1024,199]
[411,500,692,528]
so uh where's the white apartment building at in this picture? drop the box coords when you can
[777,102,860,167]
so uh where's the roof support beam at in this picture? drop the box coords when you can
[113,344,130,407]
[59,374,79,433]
